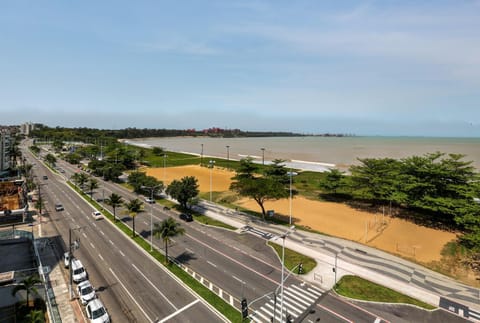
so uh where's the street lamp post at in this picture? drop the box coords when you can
[273,226,295,322]
[209,160,215,202]
[201,144,204,166]
[261,148,265,165]
[163,154,167,182]
[141,184,162,252]
[289,169,292,226]
[69,226,85,300]
[226,145,230,161]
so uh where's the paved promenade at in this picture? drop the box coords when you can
[198,200,480,321]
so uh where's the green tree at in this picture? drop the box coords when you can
[166,176,199,210]
[87,177,99,200]
[152,147,165,156]
[350,157,401,203]
[44,153,57,168]
[71,172,89,191]
[230,158,290,219]
[319,169,346,194]
[124,198,143,238]
[105,193,124,222]
[25,309,45,323]
[52,139,64,152]
[153,218,185,264]
[11,275,41,308]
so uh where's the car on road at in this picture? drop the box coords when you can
[71,259,87,283]
[55,203,64,211]
[42,175,48,180]
[92,211,103,220]
[77,280,96,305]
[144,197,155,204]
[63,252,71,268]
[86,299,110,323]
[179,213,193,222]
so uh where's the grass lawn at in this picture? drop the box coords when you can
[267,241,316,274]
[334,275,436,310]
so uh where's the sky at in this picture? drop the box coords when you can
[1,0,479,137]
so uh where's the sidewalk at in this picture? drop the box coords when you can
[32,213,86,323]
[197,200,480,317]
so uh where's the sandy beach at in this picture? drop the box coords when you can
[145,165,458,264]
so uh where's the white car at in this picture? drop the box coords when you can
[144,197,155,204]
[77,280,96,305]
[92,211,103,220]
[71,259,87,283]
[63,252,71,268]
[86,299,110,323]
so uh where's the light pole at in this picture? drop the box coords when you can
[163,154,167,182]
[209,160,215,201]
[226,145,230,161]
[69,226,85,300]
[273,225,295,322]
[141,184,162,252]
[261,148,265,165]
[201,144,204,166]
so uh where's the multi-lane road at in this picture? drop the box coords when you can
[24,143,470,323]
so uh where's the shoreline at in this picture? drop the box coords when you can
[123,139,336,172]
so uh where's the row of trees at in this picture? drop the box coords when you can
[319,152,480,250]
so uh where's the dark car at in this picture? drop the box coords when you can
[43,175,48,180]
[179,213,193,222]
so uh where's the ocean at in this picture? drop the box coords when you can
[126,136,480,171]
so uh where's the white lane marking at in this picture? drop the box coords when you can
[185,248,194,254]
[143,221,149,225]
[374,319,381,323]
[92,222,97,227]
[109,268,153,323]
[99,230,105,236]
[99,254,104,261]
[82,232,87,238]
[232,275,242,283]
[132,263,177,310]
[90,242,95,249]
[207,261,217,268]
[119,250,126,257]
[158,299,200,323]
[109,240,114,245]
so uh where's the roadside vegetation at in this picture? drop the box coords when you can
[267,241,316,275]
[334,275,436,310]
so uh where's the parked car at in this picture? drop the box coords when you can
[86,299,110,323]
[144,197,155,204]
[179,213,193,222]
[55,203,64,211]
[77,280,96,305]
[63,252,71,268]
[92,211,103,220]
[71,259,87,283]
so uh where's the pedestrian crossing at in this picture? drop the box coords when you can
[250,283,322,323]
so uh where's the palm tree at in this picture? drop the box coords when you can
[11,275,41,308]
[25,309,45,323]
[105,193,123,222]
[153,218,185,264]
[124,198,143,237]
[71,172,88,191]
[87,177,99,200]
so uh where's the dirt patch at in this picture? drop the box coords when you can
[146,165,458,263]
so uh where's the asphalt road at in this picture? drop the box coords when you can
[24,146,226,323]
[25,144,469,323]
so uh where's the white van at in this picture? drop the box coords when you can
[71,259,87,283]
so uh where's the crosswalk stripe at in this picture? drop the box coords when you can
[291,284,318,299]
[251,308,271,322]
[285,288,314,306]
[307,286,323,296]
[266,298,303,316]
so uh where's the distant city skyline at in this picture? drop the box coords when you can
[1,1,479,137]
